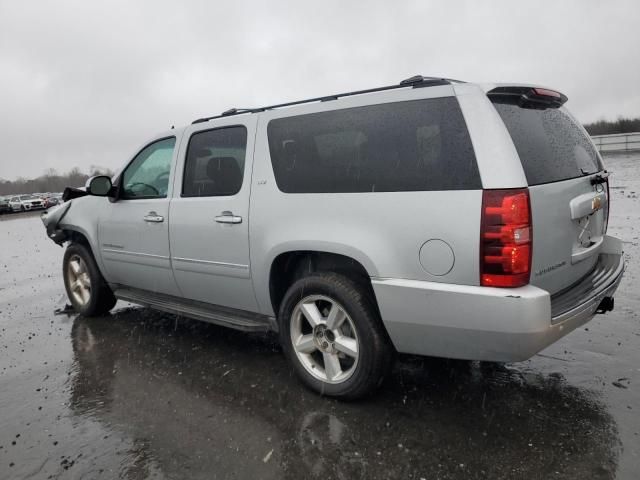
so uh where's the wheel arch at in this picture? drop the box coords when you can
[268,249,380,318]
[61,225,93,251]
[60,225,109,280]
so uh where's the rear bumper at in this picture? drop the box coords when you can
[372,235,624,362]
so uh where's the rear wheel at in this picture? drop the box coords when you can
[63,243,116,316]
[278,272,393,399]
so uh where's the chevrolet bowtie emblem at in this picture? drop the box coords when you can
[592,196,602,211]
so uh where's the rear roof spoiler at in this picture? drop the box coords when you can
[487,86,568,109]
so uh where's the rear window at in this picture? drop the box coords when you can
[492,101,602,185]
[267,97,480,193]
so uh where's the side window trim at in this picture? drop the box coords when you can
[181,125,248,198]
[118,136,177,201]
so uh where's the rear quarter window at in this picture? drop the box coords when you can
[267,97,480,193]
[492,101,603,185]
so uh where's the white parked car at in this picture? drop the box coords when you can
[42,76,624,398]
[10,194,45,212]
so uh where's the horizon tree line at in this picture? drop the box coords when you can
[0,166,114,196]
[583,116,640,136]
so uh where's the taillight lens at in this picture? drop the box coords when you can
[481,189,532,287]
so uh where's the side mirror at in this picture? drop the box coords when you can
[87,176,113,196]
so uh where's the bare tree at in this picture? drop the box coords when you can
[584,116,640,136]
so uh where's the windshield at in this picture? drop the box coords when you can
[492,101,603,185]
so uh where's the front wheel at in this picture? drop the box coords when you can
[278,272,394,399]
[63,243,116,316]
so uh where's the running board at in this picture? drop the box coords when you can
[113,286,275,332]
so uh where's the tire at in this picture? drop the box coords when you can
[278,272,393,399]
[63,243,116,316]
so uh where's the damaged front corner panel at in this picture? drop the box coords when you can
[41,201,72,246]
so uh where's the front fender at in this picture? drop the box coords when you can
[41,202,72,245]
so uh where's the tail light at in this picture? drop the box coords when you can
[480,188,532,287]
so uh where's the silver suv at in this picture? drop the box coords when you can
[42,76,624,399]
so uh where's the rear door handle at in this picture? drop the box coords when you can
[143,211,164,223]
[215,211,242,224]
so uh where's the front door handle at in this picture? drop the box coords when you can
[143,211,164,223]
[215,211,243,224]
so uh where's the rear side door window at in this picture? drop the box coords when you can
[121,137,176,199]
[182,126,247,197]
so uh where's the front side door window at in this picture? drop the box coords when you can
[121,137,176,199]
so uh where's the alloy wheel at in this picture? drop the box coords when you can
[67,254,92,306]
[290,295,359,384]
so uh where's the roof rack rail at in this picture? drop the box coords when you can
[191,75,462,124]
[220,108,254,116]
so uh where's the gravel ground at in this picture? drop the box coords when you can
[0,154,638,479]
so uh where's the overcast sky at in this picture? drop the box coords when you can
[1,0,638,180]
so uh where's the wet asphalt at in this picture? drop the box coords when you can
[1,154,639,480]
